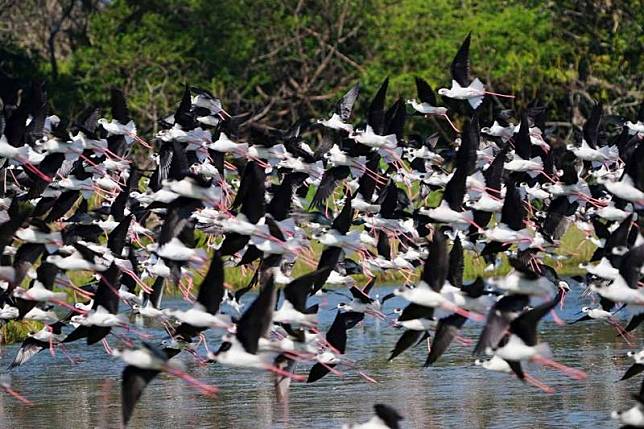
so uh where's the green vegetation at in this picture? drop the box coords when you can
[1,320,42,345]
[1,1,641,132]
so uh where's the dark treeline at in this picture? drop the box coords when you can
[0,0,642,135]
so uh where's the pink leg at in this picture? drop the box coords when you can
[531,355,587,380]
[523,373,556,394]
[263,364,306,381]
[164,366,219,395]
[2,386,33,405]
[440,114,460,133]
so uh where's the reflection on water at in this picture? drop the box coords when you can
[0,285,640,428]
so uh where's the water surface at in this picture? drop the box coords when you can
[0,285,640,428]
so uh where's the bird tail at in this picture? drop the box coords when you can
[468,96,484,109]
[384,134,398,149]
[468,78,485,109]
[534,342,552,359]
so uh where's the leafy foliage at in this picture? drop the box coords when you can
[1,0,641,132]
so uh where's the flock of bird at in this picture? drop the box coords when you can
[0,32,642,428]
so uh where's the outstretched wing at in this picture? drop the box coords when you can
[121,366,160,426]
[336,83,360,121]
[415,77,437,106]
[451,33,472,87]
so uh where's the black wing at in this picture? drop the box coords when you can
[121,366,160,426]
[625,313,644,333]
[324,310,363,353]
[473,294,529,355]
[500,181,525,231]
[508,255,541,280]
[367,77,389,134]
[111,168,139,222]
[310,246,343,295]
[377,180,398,220]
[235,162,266,224]
[310,166,351,210]
[374,404,404,429]
[582,101,602,149]
[92,263,121,314]
[357,153,381,202]
[349,285,373,304]
[620,363,644,381]
[110,87,131,123]
[107,215,132,256]
[385,98,406,140]
[443,115,478,210]
[236,276,276,354]
[415,77,437,106]
[447,236,464,289]
[618,244,644,289]
[593,214,634,263]
[510,291,562,346]
[284,268,330,312]
[483,144,508,195]
[325,311,349,353]
[196,251,225,314]
[307,362,333,383]
[424,314,467,366]
[461,277,487,299]
[541,196,577,241]
[568,314,592,324]
[514,112,531,160]
[451,32,472,87]
[388,329,423,361]
[331,191,354,234]
[363,277,377,296]
[336,83,360,122]
[442,166,468,213]
[420,230,448,292]
[8,337,46,369]
[174,85,196,129]
[398,303,434,322]
[377,232,391,259]
[146,276,165,309]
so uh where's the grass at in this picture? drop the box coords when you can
[1,320,42,345]
[204,225,594,290]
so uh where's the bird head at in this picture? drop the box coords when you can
[393,287,407,297]
[557,280,570,292]
[208,340,233,362]
[611,246,629,256]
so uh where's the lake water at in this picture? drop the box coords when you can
[0,284,640,428]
